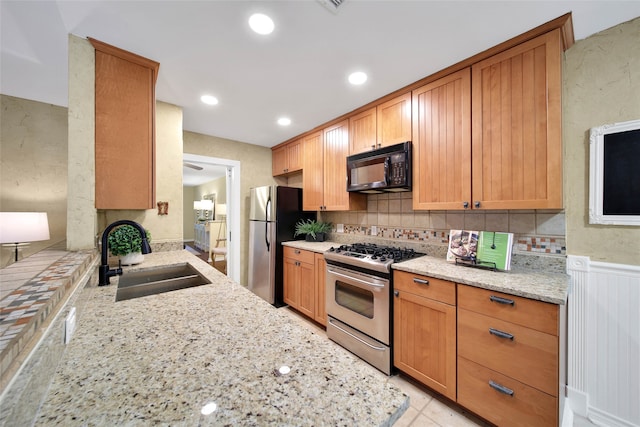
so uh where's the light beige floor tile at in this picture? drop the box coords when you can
[394,405,420,427]
[411,412,443,426]
[423,397,490,427]
[388,374,433,411]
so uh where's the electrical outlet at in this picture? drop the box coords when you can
[64,307,76,344]
[371,225,378,236]
[337,224,344,233]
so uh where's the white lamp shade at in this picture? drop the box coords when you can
[200,199,213,211]
[216,204,227,216]
[0,212,50,243]
[194,200,203,210]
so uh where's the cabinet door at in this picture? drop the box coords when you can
[302,131,324,211]
[323,120,352,211]
[413,69,471,210]
[287,138,303,173]
[272,145,288,176]
[314,254,327,326]
[297,261,315,319]
[349,107,377,155]
[283,257,299,308]
[471,30,562,209]
[377,92,412,147]
[394,289,457,400]
[91,38,159,210]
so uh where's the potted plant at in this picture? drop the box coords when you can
[294,219,332,242]
[107,224,152,265]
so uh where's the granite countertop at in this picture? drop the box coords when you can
[35,251,408,426]
[283,240,568,305]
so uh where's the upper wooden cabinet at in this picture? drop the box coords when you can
[349,107,377,154]
[471,29,563,210]
[413,68,472,210]
[349,93,412,155]
[377,92,412,147]
[272,138,303,176]
[302,122,366,211]
[90,38,159,210]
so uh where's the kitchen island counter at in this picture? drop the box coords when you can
[35,250,408,426]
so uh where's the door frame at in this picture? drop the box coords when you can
[183,153,241,283]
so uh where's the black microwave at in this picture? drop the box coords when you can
[346,141,412,193]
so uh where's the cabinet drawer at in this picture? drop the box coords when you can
[458,308,558,396]
[283,246,315,264]
[458,285,558,335]
[394,271,456,305]
[458,357,557,427]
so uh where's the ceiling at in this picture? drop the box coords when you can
[2,1,640,153]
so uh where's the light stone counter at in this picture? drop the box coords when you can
[34,250,408,426]
[283,240,568,305]
[393,256,568,305]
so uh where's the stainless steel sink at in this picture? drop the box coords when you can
[115,263,211,302]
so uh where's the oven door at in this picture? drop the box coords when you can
[325,264,390,344]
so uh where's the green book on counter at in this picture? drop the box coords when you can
[476,231,514,271]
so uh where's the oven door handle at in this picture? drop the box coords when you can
[327,269,386,291]
[329,318,387,351]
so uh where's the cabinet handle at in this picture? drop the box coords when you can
[474,201,481,208]
[489,295,515,306]
[489,380,514,396]
[394,290,399,297]
[294,249,300,254]
[371,144,376,150]
[295,261,300,266]
[489,328,514,340]
[463,201,469,209]
[413,278,429,285]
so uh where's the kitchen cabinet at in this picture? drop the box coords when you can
[283,247,327,325]
[393,271,457,401]
[302,122,366,211]
[471,29,563,210]
[457,285,559,427]
[272,138,303,176]
[283,247,315,319]
[90,38,159,210]
[349,93,412,155]
[412,68,471,210]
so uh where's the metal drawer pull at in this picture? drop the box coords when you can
[489,295,515,305]
[489,328,514,340]
[489,380,514,396]
[413,278,429,285]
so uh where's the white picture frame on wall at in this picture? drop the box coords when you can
[589,118,640,226]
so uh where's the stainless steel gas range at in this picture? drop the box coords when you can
[324,243,424,374]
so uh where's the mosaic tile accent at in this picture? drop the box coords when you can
[0,250,97,380]
[333,224,566,256]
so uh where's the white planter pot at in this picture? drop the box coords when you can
[119,252,144,266]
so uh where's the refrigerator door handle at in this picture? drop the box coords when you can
[265,196,272,251]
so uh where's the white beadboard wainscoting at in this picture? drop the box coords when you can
[566,255,640,427]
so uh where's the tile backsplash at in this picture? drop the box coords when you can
[320,192,566,258]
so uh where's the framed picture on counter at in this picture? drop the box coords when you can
[589,118,640,226]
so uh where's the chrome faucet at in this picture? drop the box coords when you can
[98,220,152,286]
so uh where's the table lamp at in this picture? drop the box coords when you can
[0,212,51,262]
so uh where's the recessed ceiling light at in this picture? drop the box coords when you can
[201,95,219,105]
[348,71,367,85]
[277,117,291,126]
[249,13,274,35]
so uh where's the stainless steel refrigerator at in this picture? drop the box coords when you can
[248,186,314,306]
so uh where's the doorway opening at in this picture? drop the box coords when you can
[183,153,240,283]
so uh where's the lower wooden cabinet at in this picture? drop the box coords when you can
[393,271,457,400]
[457,285,559,427]
[283,247,327,326]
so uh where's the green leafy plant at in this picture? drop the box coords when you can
[107,224,152,256]
[294,219,332,241]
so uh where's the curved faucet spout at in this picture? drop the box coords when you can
[99,220,152,286]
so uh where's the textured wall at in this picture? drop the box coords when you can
[0,95,68,267]
[564,16,640,265]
